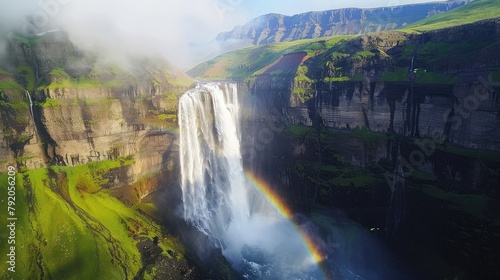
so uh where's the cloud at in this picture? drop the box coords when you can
[0,0,250,69]
[0,0,445,69]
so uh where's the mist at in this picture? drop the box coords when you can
[0,0,251,69]
[0,0,448,69]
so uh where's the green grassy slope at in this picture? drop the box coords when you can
[190,0,499,82]
[401,0,500,32]
[0,160,186,280]
[188,36,352,80]
[4,32,194,95]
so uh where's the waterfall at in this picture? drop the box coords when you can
[178,82,248,237]
[178,83,323,279]
[385,144,406,237]
[26,91,37,132]
[26,91,34,116]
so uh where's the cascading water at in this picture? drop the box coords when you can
[178,83,324,279]
[25,91,34,116]
[385,144,405,237]
[26,91,37,132]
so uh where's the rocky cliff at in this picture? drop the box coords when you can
[209,18,500,151]
[216,0,471,45]
[1,31,194,196]
[0,31,205,279]
[224,16,500,280]
[188,4,500,279]
[231,19,500,279]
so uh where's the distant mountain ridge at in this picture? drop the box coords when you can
[216,0,472,45]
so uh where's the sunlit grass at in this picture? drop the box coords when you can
[0,159,185,279]
[401,0,500,33]
[189,36,353,80]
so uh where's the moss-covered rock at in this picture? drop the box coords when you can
[0,163,198,280]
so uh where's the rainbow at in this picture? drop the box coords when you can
[245,171,327,267]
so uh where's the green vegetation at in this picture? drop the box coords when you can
[0,99,29,111]
[84,98,119,106]
[418,42,453,63]
[286,124,314,137]
[294,65,313,83]
[381,67,407,82]
[0,81,23,90]
[327,166,375,188]
[410,170,438,182]
[331,52,349,60]
[414,40,494,69]
[402,0,500,32]
[86,65,137,88]
[37,97,120,108]
[381,67,457,84]
[439,144,500,162]
[39,67,73,89]
[159,74,194,89]
[157,113,176,122]
[417,184,491,219]
[10,34,48,47]
[324,75,363,83]
[492,69,500,83]
[292,87,314,103]
[0,67,10,75]
[40,67,121,90]
[47,66,71,79]
[0,158,185,280]
[415,69,458,84]
[16,65,36,90]
[295,161,375,189]
[189,0,499,88]
[324,76,350,82]
[39,63,192,93]
[87,64,124,78]
[189,36,352,80]
[0,91,30,127]
[39,98,61,107]
[351,126,386,143]
[352,51,376,60]
[293,65,315,102]
[13,133,33,144]
[15,154,34,164]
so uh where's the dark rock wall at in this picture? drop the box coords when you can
[242,78,500,151]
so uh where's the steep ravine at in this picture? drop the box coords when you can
[230,19,500,152]
[239,102,500,278]
[226,18,500,280]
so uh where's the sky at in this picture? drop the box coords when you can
[0,0,445,68]
[239,0,447,19]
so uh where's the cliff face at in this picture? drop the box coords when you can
[239,114,500,278]
[235,19,500,151]
[216,0,470,45]
[0,31,194,197]
[234,20,500,278]
[0,32,208,280]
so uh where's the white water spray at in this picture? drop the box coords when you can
[178,83,323,279]
[26,90,34,117]
[25,90,37,132]
[179,83,249,237]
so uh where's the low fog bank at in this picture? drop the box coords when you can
[0,0,251,69]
